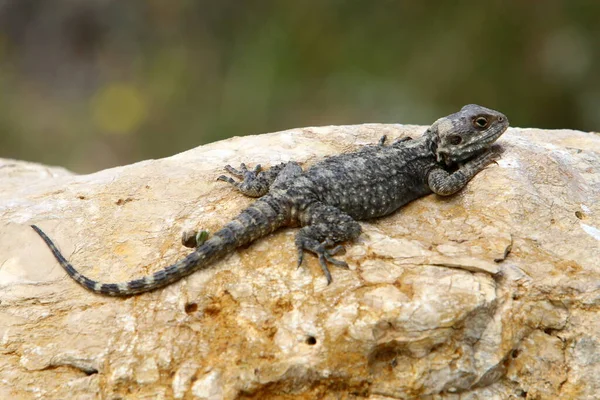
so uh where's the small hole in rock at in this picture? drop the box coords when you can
[511,349,520,359]
[184,303,198,314]
[306,336,317,345]
[85,368,99,376]
[575,211,584,220]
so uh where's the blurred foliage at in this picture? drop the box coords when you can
[0,0,598,172]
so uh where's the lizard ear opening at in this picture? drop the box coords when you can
[447,135,462,145]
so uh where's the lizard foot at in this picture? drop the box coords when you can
[217,163,272,197]
[296,238,348,285]
[217,163,261,186]
[223,163,261,178]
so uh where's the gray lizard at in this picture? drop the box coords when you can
[31,104,509,296]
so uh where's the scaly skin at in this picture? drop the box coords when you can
[31,104,509,296]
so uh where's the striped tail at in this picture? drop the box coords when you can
[31,195,289,296]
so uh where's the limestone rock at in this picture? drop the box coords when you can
[0,124,598,399]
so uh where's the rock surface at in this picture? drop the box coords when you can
[0,124,599,399]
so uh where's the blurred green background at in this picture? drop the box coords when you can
[0,1,598,173]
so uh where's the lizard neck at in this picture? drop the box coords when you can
[422,128,439,158]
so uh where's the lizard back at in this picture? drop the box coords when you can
[300,136,437,220]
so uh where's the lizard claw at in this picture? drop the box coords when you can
[217,175,237,185]
[296,248,304,269]
[224,164,245,177]
[222,163,262,179]
[296,239,348,285]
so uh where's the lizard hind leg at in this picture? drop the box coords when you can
[295,203,361,285]
[217,162,302,198]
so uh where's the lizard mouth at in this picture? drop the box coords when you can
[480,125,507,144]
[462,123,508,155]
[441,127,507,166]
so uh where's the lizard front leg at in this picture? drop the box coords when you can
[295,203,361,284]
[427,148,501,196]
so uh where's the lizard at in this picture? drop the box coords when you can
[31,104,509,296]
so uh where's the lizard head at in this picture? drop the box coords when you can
[431,104,509,165]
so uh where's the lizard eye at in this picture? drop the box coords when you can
[448,135,462,145]
[474,117,489,129]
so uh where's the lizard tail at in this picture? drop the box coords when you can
[31,195,289,296]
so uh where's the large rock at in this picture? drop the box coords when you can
[0,124,599,399]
